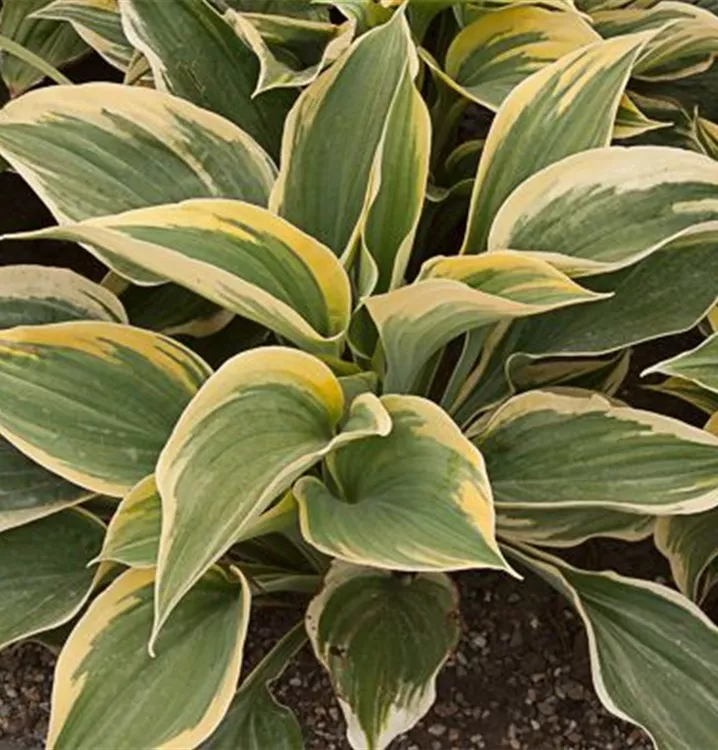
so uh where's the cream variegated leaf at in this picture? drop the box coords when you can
[643,332,718,395]
[0,509,105,650]
[475,390,718,514]
[270,7,416,257]
[461,32,653,253]
[7,199,351,355]
[306,562,461,750]
[154,347,392,644]
[508,545,718,750]
[48,567,251,750]
[297,395,514,573]
[366,252,605,394]
[489,146,718,276]
[0,321,211,497]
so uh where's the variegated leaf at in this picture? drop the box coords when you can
[0,0,87,95]
[0,83,276,247]
[475,390,718,513]
[643,332,718,395]
[594,1,718,81]
[94,474,160,568]
[0,321,211,496]
[34,0,133,70]
[645,376,718,415]
[270,7,416,257]
[297,394,513,573]
[47,567,251,750]
[200,623,305,750]
[694,113,718,158]
[307,562,461,750]
[655,507,718,603]
[227,11,355,94]
[508,545,718,750]
[461,32,652,253]
[489,146,718,276]
[0,509,104,649]
[119,0,293,156]
[8,199,351,354]
[366,252,604,394]
[154,347,392,644]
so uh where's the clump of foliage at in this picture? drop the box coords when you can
[0,1,717,748]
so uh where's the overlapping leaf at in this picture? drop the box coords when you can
[306,562,461,750]
[9,199,351,354]
[154,347,392,643]
[0,321,211,496]
[475,390,718,513]
[644,332,718,394]
[47,567,251,750]
[297,394,513,573]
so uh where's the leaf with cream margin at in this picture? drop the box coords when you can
[655,507,718,603]
[227,11,355,94]
[643,332,718,395]
[0,509,105,650]
[297,394,514,573]
[0,82,276,229]
[0,321,211,497]
[507,544,718,750]
[153,347,392,645]
[497,506,654,548]
[361,64,431,293]
[200,622,306,750]
[306,562,461,750]
[593,1,718,81]
[0,0,87,95]
[119,0,293,156]
[461,31,653,253]
[270,7,416,257]
[34,0,133,71]
[488,146,718,277]
[475,389,718,514]
[645,376,718,416]
[6,199,351,355]
[47,567,251,750]
[365,251,606,394]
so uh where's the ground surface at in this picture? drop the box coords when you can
[2,541,682,750]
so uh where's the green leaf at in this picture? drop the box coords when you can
[0,321,211,497]
[643,332,718,395]
[47,567,251,750]
[94,474,160,568]
[154,346,392,644]
[34,0,133,70]
[593,1,718,81]
[508,544,718,750]
[645,375,718,415]
[10,198,352,354]
[270,8,415,256]
[694,113,718,158]
[497,506,653,548]
[213,0,329,21]
[0,265,127,327]
[0,82,276,227]
[227,12,355,94]
[488,146,718,277]
[0,0,87,95]
[297,394,514,574]
[0,509,105,650]
[201,622,306,750]
[119,0,293,156]
[444,5,598,110]
[655,507,718,603]
[366,251,605,394]
[461,32,652,253]
[475,389,718,513]
[307,562,461,750]
[362,64,430,293]
[613,92,669,140]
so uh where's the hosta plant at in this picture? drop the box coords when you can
[0,1,718,749]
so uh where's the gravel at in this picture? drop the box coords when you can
[0,543,694,749]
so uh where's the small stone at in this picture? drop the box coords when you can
[565,681,585,701]
[449,728,460,742]
[470,734,483,745]
[525,688,537,704]
[288,677,302,688]
[538,699,556,716]
[428,723,447,737]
